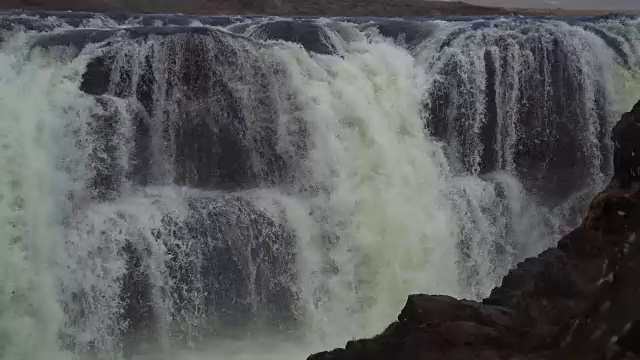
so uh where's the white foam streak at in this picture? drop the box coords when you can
[273,38,460,341]
[0,35,93,360]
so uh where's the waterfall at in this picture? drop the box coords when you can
[1,11,639,359]
[415,18,638,296]
[0,33,94,360]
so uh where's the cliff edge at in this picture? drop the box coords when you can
[309,101,640,360]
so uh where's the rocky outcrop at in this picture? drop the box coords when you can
[308,100,640,360]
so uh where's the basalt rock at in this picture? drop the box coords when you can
[70,29,306,195]
[67,192,298,354]
[308,101,640,360]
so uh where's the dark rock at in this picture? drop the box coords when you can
[116,194,297,351]
[401,295,515,330]
[426,25,613,208]
[618,321,640,355]
[612,100,640,188]
[34,29,115,50]
[78,29,306,194]
[249,20,337,55]
[308,100,640,360]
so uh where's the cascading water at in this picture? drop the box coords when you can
[414,18,640,296]
[1,10,639,360]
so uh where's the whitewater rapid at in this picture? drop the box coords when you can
[1,11,639,360]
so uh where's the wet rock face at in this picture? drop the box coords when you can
[70,28,306,199]
[53,25,306,353]
[612,100,640,188]
[308,100,640,360]
[116,194,298,352]
[426,27,613,208]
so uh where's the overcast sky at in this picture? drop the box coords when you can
[465,0,640,10]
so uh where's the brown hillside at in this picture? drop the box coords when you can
[0,0,624,17]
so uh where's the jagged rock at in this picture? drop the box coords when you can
[308,101,640,360]
[612,100,640,188]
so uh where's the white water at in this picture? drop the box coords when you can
[0,14,639,360]
[412,18,640,295]
[0,36,93,360]
[0,28,461,358]
[272,37,460,339]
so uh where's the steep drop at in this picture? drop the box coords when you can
[0,12,639,360]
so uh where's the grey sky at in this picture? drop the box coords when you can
[465,0,640,10]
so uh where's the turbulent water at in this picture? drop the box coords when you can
[1,10,640,360]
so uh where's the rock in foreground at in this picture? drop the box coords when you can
[309,101,640,360]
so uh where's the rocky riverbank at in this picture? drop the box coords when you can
[309,101,640,360]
